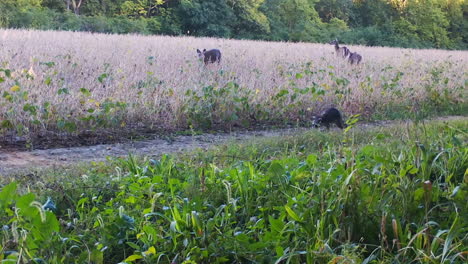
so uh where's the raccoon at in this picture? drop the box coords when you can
[197,48,221,65]
[312,107,347,129]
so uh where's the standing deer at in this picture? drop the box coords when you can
[348,52,362,65]
[197,49,221,65]
[329,39,350,58]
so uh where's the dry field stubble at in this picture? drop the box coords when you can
[0,29,466,145]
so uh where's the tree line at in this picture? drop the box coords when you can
[1,0,466,49]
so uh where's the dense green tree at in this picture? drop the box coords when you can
[157,7,182,35]
[315,0,352,23]
[42,0,66,11]
[350,0,396,27]
[0,0,43,10]
[227,0,270,39]
[119,0,165,17]
[393,0,451,48]
[0,0,466,49]
[0,0,44,27]
[262,0,324,42]
[177,0,235,37]
[441,0,468,48]
[79,0,126,16]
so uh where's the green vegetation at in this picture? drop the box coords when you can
[1,118,467,263]
[0,0,466,49]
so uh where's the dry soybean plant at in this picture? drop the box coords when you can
[0,29,466,143]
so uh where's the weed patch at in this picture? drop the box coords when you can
[1,119,467,263]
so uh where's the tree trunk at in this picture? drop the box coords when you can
[71,0,84,15]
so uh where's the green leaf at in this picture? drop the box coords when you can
[0,182,17,208]
[57,120,77,132]
[171,205,183,224]
[44,77,52,86]
[3,69,12,78]
[90,249,104,264]
[1,119,14,129]
[306,154,317,166]
[124,255,143,262]
[80,88,91,96]
[275,246,284,257]
[16,193,36,217]
[10,85,20,92]
[284,205,302,222]
[143,246,156,256]
[141,225,157,242]
[235,233,249,243]
[275,89,289,99]
[268,161,285,178]
[409,167,418,174]
[34,211,60,235]
[40,61,55,68]
[216,257,230,262]
[375,133,388,140]
[126,242,140,250]
[359,145,377,157]
[77,197,89,208]
[23,103,38,116]
[58,88,69,95]
[269,215,285,233]
[64,122,77,132]
[451,136,461,146]
[414,188,424,201]
[98,73,108,83]
[125,196,136,204]
[2,91,13,102]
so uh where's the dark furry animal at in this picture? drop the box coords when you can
[197,48,221,64]
[313,107,347,129]
[348,52,362,65]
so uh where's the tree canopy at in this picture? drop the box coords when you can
[0,0,466,49]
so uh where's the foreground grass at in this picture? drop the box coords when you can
[1,119,467,263]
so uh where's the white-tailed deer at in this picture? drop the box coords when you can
[329,39,350,58]
[197,49,221,65]
[348,52,362,65]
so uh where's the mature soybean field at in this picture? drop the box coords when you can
[0,29,466,146]
[0,29,467,263]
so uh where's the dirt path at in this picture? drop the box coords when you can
[0,127,312,175]
[0,116,466,175]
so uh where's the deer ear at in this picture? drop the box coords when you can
[197,49,201,53]
[203,49,206,52]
